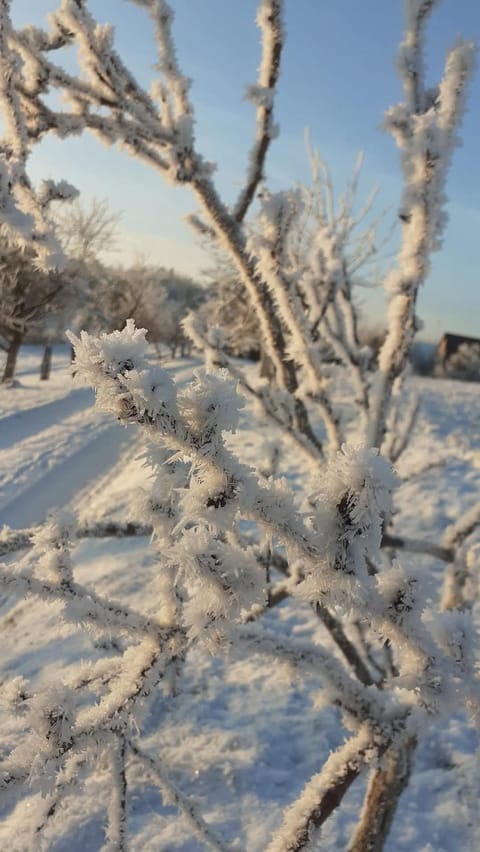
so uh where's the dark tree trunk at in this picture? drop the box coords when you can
[259,348,275,381]
[1,330,23,384]
[40,343,52,380]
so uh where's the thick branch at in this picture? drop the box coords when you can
[347,737,416,852]
[266,727,373,852]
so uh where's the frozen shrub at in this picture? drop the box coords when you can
[0,2,478,850]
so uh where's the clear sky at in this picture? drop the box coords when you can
[10,0,480,341]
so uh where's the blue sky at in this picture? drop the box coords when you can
[11,1,480,340]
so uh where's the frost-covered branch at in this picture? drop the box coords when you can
[129,740,230,852]
[240,629,394,727]
[0,1,77,260]
[234,0,283,222]
[183,314,324,460]
[0,558,165,637]
[443,502,480,551]
[346,735,416,852]
[0,520,152,557]
[367,1,477,447]
[1,520,456,565]
[7,0,339,453]
[382,382,420,463]
[69,323,479,713]
[441,502,480,610]
[0,2,478,848]
[105,735,128,852]
[381,532,454,564]
[0,514,193,846]
[266,726,374,852]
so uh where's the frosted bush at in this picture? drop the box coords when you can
[0,1,479,850]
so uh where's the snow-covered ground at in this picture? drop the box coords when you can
[0,347,479,851]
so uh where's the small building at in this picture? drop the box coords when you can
[435,332,480,380]
[436,332,480,367]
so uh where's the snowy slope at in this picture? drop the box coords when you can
[0,349,199,529]
[0,347,74,419]
[0,349,479,851]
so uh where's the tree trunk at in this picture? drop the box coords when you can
[40,343,52,380]
[1,330,23,384]
[347,738,416,852]
[259,348,275,381]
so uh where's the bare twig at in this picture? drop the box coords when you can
[234,0,284,222]
[129,740,229,852]
[382,533,454,564]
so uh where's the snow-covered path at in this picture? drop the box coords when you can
[0,380,130,528]
[0,351,200,529]
[0,421,129,528]
[0,386,93,450]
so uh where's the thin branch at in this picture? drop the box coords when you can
[106,734,128,852]
[0,562,171,637]
[129,740,229,852]
[0,521,153,557]
[234,0,284,222]
[382,532,454,564]
[315,603,376,687]
[267,548,382,686]
[183,317,323,460]
[240,630,389,726]
[33,754,89,841]
[443,503,480,550]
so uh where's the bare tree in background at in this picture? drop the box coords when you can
[53,196,121,264]
[39,196,124,376]
[202,254,262,359]
[0,239,63,383]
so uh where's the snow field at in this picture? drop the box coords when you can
[0,348,479,850]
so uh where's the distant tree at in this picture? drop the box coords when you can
[202,255,261,358]
[0,32,79,382]
[0,197,120,383]
[39,341,53,380]
[100,261,168,335]
[0,240,62,383]
[51,198,123,348]
[95,261,204,357]
[52,196,121,265]
[202,152,391,381]
[153,271,205,357]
